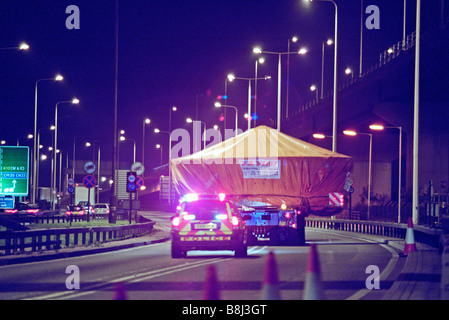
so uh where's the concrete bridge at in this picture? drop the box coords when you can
[282,24,449,222]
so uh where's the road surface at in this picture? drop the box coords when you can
[0,212,404,300]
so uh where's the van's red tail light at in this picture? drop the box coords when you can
[231,216,239,226]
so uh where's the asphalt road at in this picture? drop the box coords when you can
[0,212,405,300]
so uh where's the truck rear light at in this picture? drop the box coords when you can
[284,212,291,219]
[5,209,17,214]
[218,193,226,201]
[66,211,72,216]
[231,216,239,226]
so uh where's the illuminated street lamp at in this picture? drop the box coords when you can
[286,36,299,117]
[156,144,163,166]
[33,74,63,204]
[142,118,151,170]
[0,42,30,51]
[312,133,331,139]
[321,39,333,99]
[345,67,354,81]
[370,123,403,223]
[310,85,318,101]
[52,98,79,210]
[214,102,238,137]
[253,46,307,131]
[344,129,372,219]
[227,73,271,131]
[304,0,338,152]
[186,117,206,149]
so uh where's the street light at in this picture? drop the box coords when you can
[321,39,333,99]
[186,117,206,149]
[169,106,177,205]
[214,102,238,137]
[227,73,271,131]
[370,123,403,223]
[286,36,299,117]
[33,74,64,204]
[344,129,372,219]
[253,46,307,131]
[142,118,151,171]
[305,0,338,152]
[52,98,79,210]
[0,42,30,51]
[86,141,101,204]
[345,67,354,81]
[156,144,163,166]
[310,85,318,101]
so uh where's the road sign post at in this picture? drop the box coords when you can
[83,175,96,222]
[127,172,137,224]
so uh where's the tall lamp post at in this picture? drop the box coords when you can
[214,102,238,137]
[369,124,403,223]
[344,130,372,220]
[227,73,271,131]
[305,0,338,152]
[142,118,151,170]
[321,39,333,100]
[52,98,79,210]
[286,36,298,118]
[253,46,307,132]
[186,118,206,150]
[33,74,63,204]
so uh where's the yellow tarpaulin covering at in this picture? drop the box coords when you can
[171,126,353,215]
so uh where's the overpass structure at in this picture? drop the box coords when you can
[282,24,449,224]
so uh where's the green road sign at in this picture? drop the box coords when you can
[0,146,29,196]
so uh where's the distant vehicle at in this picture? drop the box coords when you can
[3,202,41,216]
[171,193,248,258]
[93,203,110,215]
[77,201,94,214]
[65,205,85,216]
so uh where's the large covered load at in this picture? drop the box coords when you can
[171,125,353,216]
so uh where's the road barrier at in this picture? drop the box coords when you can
[305,217,442,248]
[0,221,155,256]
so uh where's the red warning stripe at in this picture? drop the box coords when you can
[328,192,344,206]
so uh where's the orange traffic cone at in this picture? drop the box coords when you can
[404,217,417,255]
[203,265,220,300]
[261,251,281,300]
[112,283,128,300]
[303,244,325,300]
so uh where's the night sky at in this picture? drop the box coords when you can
[0,0,442,173]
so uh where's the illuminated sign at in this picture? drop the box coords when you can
[0,146,29,196]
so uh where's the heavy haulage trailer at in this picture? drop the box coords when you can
[170,126,354,245]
